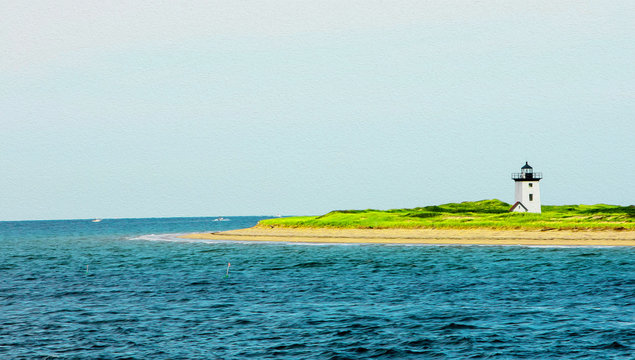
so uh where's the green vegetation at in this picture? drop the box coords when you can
[260,199,634,230]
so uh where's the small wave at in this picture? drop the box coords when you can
[128,233,239,245]
[129,233,190,242]
[441,322,479,330]
[270,343,306,351]
[292,261,333,268]
[589,341,629,350]
[402,338,434,347]
[188,281,212,286]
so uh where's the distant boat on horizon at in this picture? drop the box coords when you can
[91,219,102,223]
[213,217,229,222]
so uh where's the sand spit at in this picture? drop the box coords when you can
[181,227,635,247]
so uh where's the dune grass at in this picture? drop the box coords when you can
[259,200,634,230]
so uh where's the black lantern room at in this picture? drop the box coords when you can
[512,162,542,181]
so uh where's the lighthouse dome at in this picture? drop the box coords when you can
[521,162,532,170]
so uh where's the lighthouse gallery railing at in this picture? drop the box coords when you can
[511,172,543,180]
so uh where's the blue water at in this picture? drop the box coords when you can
[1,218,633,359]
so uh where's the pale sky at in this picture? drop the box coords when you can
[1,1,634,220]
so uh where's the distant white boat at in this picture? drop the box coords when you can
[91,219,102,223]
[213,217,229,222]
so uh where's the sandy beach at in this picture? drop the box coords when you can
[181,226,635,247]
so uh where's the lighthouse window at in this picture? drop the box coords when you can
[529,194,534,201]
[528,183,533,188]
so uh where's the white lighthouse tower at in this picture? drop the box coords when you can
[510,162,542,213]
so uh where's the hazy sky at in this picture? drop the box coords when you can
[1,1,634,220]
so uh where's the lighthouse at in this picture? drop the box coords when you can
[510,162,542,213]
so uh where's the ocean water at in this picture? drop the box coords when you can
[1,218,633,359]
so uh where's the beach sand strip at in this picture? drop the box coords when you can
[181,227,635,246]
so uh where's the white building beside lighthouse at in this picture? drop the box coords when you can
[510,162,542,213]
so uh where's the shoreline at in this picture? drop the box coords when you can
[180,227,635,247]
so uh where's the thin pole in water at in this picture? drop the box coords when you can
[226,262,231,277]
[86,265,89,275]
